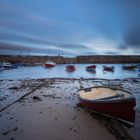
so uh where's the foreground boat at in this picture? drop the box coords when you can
[44,61,56,68]
[78,87,136,124]
[66,65,75,72]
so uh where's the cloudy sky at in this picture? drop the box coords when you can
[0,0,140,56]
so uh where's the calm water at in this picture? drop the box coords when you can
[0,64,140,80]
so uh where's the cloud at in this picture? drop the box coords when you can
[0,0,140,56]
[0,2,56,27]
[81,0,140,47]
[82,51,98,55]
[124,29,140,47]
[83,37,120,54]
[0,29,92,54]
[0,40,90,56]
[104,51,119,55]
[0,2,66,42]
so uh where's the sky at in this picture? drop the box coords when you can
[0,0,140,56]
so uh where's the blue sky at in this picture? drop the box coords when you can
[0,0,140,56]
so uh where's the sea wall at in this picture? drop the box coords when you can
[0,55,140,64]
[0,55,76,64]
[76,55,140,63]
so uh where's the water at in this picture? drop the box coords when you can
[0,64,139,80]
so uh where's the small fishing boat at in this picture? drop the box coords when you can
[103,66,114,72]
[66,65,75,72]
[138,69,140,75]
[0,67,4,71]
[2,62,12,68]
[134,64,140,68]
[11,63,18,68]
[44,61,56,68]
[122,65,136,70]
[78,87,136,124]
[86,65,96,72]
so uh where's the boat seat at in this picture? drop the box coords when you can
[116,91,125,98]
[96,93,123,100]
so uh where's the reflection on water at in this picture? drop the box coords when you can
[0,64,139,79]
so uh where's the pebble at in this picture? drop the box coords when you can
[2,130,11,135]
[13,127,18,131]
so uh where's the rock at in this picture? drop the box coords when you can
[32,96,42,101]
[0,98,4,101]
[2,130,11,135]
[13,127,18,131]
[9,86,18,90]
[43,94,56,98]
[54,117,58,121]
[72,115,76,120]
[39,112,43,114]
[9,117,13,120]
[73,129,79,134]
[69,128,72,130]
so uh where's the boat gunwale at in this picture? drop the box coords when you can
[78,86,136,103]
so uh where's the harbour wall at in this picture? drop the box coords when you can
[0,55,140,64]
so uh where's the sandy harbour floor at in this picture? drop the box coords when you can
[0,78,140,140]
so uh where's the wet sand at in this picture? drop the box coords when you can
[0,78,140,140]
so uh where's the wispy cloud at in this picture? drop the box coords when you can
[0,41,79,56]
[104,51,120,55]
[0,0,140,56]
[0,2,56,27]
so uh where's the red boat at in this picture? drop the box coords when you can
[103,66,114,72]
[66,65,75,72]
[86,65,96,72]
[78,87,136,124]
[44,61,55,68]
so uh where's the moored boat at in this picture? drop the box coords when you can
[66,65,75,72]
[44,61,56,68]
[134,64,140,68]
[78,87,136,124]
[11,63,18,68]
[122,65,136,70]
[103,66,114,72]
[138,69,140,75]
[0,67,4,71]
[86,65,96,72]
[2,62,12,68]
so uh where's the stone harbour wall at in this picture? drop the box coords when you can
[0,55,140,64]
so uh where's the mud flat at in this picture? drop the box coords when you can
[0,78,140,140]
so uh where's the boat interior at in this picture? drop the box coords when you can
[79,87,131,100]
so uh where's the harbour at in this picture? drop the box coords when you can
[1,0,140,139]
[0,63,140,80]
